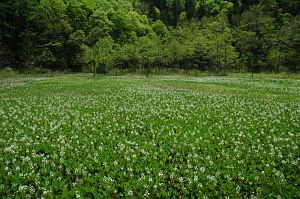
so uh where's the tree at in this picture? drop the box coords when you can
[33,0,72,70]
[152,20,169,37]
[185,0,196,20]
[196,0,205,19]
[87,9,113,45]
[0,0,37,69]
[0,0,299,74]
[110,10,134,43]
[67,30,86,71]
[277,15,300,72]
[172,0,182,26]
[234,6,275,75]
[82,36,115,77]
[66,0,90,31]
[137,33,161,76]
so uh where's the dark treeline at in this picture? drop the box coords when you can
[0,0,299,75]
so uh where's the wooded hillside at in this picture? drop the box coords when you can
[1,0,299,74]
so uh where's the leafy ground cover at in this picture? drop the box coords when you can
[0,75,299,198]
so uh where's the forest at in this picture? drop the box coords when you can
[1,1,300,198]
[1,0,300,75]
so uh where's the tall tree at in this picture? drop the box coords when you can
[172,0,181,26]
[33,0,72,70]
[234,6,275,74]
[185,0,195,20]
[82,36,115,77]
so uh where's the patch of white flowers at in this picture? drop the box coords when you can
[0,76,299,197]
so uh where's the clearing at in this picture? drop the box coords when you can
[0,75,299,198]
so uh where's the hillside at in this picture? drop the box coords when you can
[0,0,299,74]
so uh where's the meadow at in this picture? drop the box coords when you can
[0,75,299,198]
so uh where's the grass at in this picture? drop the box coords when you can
[0,75,299,198]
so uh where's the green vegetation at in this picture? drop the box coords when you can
[0,75,299,197]
[1,0,299,197]
[1,0,299,74]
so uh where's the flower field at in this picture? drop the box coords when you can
[0,75,299,198]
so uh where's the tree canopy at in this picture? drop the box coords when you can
[0,0,299,74]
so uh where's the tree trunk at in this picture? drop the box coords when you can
[251,58,254,78]
[276,50,281,74]
[94,64,96,78]
[145,62,149,77]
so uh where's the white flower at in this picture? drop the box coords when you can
[236,185,240,192]
[144,190,149,197]
[194,175,198,181]
[179,177,184,183]
[159,171,163,177]
[200,167,205,173]
[128,190,133,196]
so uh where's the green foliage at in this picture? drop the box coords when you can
[82,36,115,75]
[233,6,276,73]
[185,0,196,19]
[87,10,113,45]
[152,20,169,37]
[0,0,299,73]
[69,30,86,46]
[0,76,299,197]
[36,0,72,34]
[0,67,16,78]
[66,0,90,31]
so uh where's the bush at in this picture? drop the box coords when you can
[28,67,48,74]
[0,67,17,78]
[81,64,93,73]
